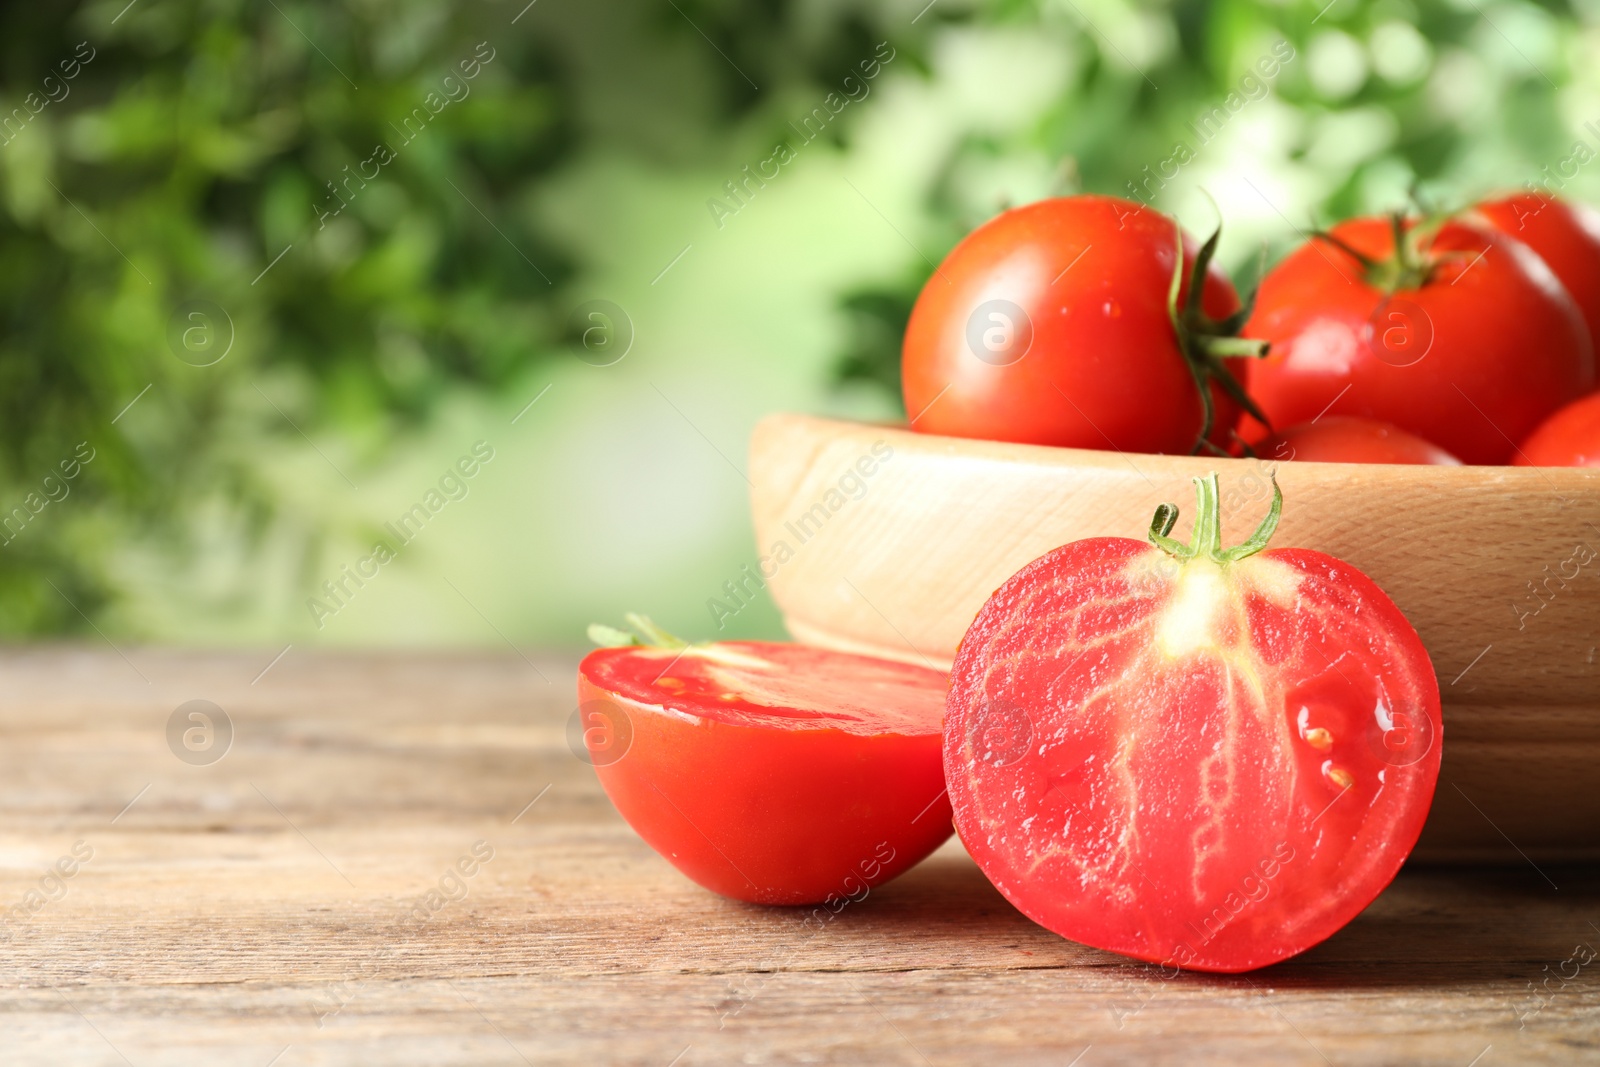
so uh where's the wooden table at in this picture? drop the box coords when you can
[2,649,1595,1065]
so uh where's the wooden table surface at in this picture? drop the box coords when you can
[2,648,1596,1066]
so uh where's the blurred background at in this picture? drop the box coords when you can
[1,0,1594,648]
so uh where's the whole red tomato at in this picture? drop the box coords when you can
[1255,416,1461,465]
[577,619,952,906]
[1475,193,1600,347]
[944,476,1441,972]
[1243,215,1593,465]
[902,195,1263,454]
[1513,391,1600,467]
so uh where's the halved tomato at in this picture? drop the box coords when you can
[577,617,953,906]
[1242,214,1593,464]
[944,476,1441,972]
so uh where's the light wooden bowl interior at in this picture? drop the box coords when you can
[749,413,1600,862]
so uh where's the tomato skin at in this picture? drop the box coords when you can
[1254,416,1461,465]
[902,195,1246,453]
[577,642,953,906]
[1243,217,1593,465]
[1513,391,1600,467]
[945,535,1441,973]
[1475,193,1600,348]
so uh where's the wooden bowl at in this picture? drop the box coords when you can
[749,413,1600,863]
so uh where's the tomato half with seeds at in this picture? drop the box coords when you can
[944,477,1441,972]
[1513,391,1600,467]
[1255,416,1461,465]
[1243,214,1593,464]
[577,618,953,906]
[1475,192,1600,348]
[902,194,1265,454]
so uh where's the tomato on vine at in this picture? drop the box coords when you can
[1475,192,1600,349]
[1241,214,1593,465]
[1514,391,1600,467]
[1255,416,1460,465]
[902,195,1267,455]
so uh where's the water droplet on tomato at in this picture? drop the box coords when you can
[1103,299,1122,318]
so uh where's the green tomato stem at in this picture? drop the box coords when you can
[587,614,692,649]
[587,623,639,647]
[1148,472,1283,565]
[1164,216,1273,454]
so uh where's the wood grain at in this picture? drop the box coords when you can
[748,413,1600,860]
[0,649,1596,1065]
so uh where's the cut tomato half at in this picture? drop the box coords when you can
[944,476,1442,972]
[578,618,953,906]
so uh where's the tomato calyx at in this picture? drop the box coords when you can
[1166,223,1272,455]
[588,613,691,650]
[1148,471,1283,564]
[1314,211,1443,293]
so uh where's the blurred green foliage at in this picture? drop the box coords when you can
[1,0,1595,637]
[0,1,573,630]
[0,0,911,634]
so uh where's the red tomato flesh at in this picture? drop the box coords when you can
[944,479,1441,972]
[1513,391,1600,467]
[1243,216,1593,465]
[1255,416,1461,465]
[578,641,953,905]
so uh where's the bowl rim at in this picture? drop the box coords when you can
[756,413,1600,484]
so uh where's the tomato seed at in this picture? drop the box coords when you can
[1302,726,1333,750]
